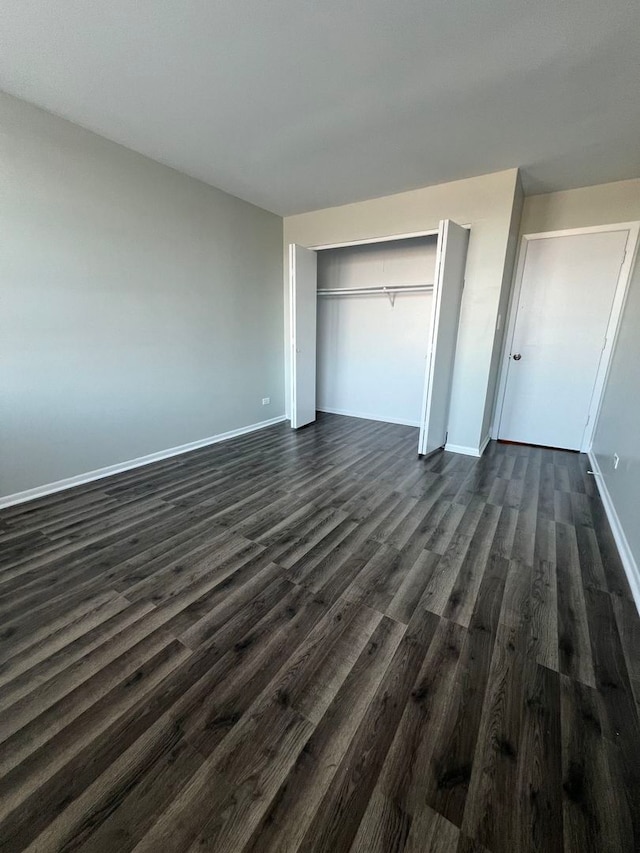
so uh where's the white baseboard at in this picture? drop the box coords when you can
[588,452,640,615]
[0,415,287,510]
[316,407,420,428]
[445,435,490,457]
[478,434,491,456]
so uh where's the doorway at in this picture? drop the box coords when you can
[495,223,639,451]
[289,221,470,456]
[316,236,436,427]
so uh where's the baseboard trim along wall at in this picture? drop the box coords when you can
[445,435,491,457]
[0,415,287,510]
[588,451,640,615]
[316,407,420,428]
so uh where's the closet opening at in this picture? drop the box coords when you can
[316,236,437,429]
[289,220,469,456]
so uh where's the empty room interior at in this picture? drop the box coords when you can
[2,2,640,851]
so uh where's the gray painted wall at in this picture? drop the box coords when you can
[592,255,640,574]
[0,93,284,498]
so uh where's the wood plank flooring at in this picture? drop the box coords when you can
[1,413,639,852]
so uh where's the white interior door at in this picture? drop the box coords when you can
[498,229,629,450]
[289,243,318,429]
[418,220,469,456]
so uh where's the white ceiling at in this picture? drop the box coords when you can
[1,0,639,215]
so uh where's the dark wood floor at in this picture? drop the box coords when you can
[1,414,639,852]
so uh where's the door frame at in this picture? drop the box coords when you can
[288,226,465,450]
[491,221,640,452]
[286,228,464,421]
[309,228,440,251]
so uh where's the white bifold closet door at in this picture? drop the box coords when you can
[417,220,469,456]
[289,243,317,428]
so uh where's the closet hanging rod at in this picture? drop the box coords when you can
[316,283,433,296]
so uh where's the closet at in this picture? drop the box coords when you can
[289,220,469,456]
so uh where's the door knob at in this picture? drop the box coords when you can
[512,353,522,361]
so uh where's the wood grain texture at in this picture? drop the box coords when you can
[0,414,638,852]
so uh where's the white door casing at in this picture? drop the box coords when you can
[288,223,469,450]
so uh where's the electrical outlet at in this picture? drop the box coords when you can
[613,453,620,469]
[262,397,270,406]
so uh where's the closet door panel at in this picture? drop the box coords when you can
[418,220,469,455]
[289,243,318,429]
